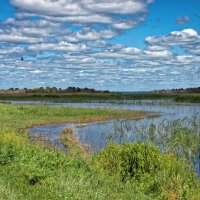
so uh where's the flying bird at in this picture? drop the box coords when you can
[21,56,24,61]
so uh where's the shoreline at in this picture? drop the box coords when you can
[27,113,158,154]
[26,113,155,129]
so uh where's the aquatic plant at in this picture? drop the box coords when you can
[106,117,200,176]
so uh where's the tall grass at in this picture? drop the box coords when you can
[106,117,200,176]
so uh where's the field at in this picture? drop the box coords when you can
[0,103,200,199]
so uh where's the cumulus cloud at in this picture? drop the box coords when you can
[187,45,200,55]
[146,45,169,51]
[10,0,87,16]
[0,47,24,55]
[27,41,89,52]
[91,46,142,60]
[69,28,117,41]
[1,0,200,90]
[0,34,44,43]
[4,18,61,28]
[145,29,200,47]
[144,49,173,58]
[84,0,148,14]
[10,0,153,29]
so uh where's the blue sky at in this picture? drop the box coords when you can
[0,0,200,91]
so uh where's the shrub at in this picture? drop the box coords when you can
[94,142,165,180]
[93,142,200,199]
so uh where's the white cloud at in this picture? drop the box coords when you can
[187,45,200,55]
[144,50,173,58]
[145,29,200,46]
[84,0,147,14]
[64,28,118,41]
[146,45,169,51]
[1,0,200,93]
[27,41,89,52]
[0,34,43,43]
[121,47,142,54]
[0,47,24,55]
[4,18,61,28]
[11,0,153,30]
[175,55,200,64]
[10,0,87,16]
[91,46,142,60]
[44,14,113,24]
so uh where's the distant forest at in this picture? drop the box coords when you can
[0,87,110,94]
[154,87,200,94]
[1,86,200,95]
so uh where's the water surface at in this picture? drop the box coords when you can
[26,100,200,151]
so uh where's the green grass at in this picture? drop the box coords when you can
[0,103,148,131]
[0,104,200,199]
[174,94,200,103]
[0,133,199,200]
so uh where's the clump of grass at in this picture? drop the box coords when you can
[60,128,89,158]
[0,179,18,200]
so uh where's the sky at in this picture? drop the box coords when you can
[0,0,200,91]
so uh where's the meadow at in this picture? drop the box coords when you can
[0,103,200,199]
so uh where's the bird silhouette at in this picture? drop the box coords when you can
[21,56,24,61]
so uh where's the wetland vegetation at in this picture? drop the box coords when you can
[1,92,200,103]
[0,98,200,199]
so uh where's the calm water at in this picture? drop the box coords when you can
[12,100,199,149]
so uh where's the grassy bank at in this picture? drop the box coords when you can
[0,103,148,131]
[0,104,200,199]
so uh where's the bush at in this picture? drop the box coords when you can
[94,142,200,199]
[94,142,165,180]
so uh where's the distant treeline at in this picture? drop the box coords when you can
[154,87,200,94]
[0,87,110,94]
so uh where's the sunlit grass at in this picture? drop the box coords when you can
[0,103,149,131]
